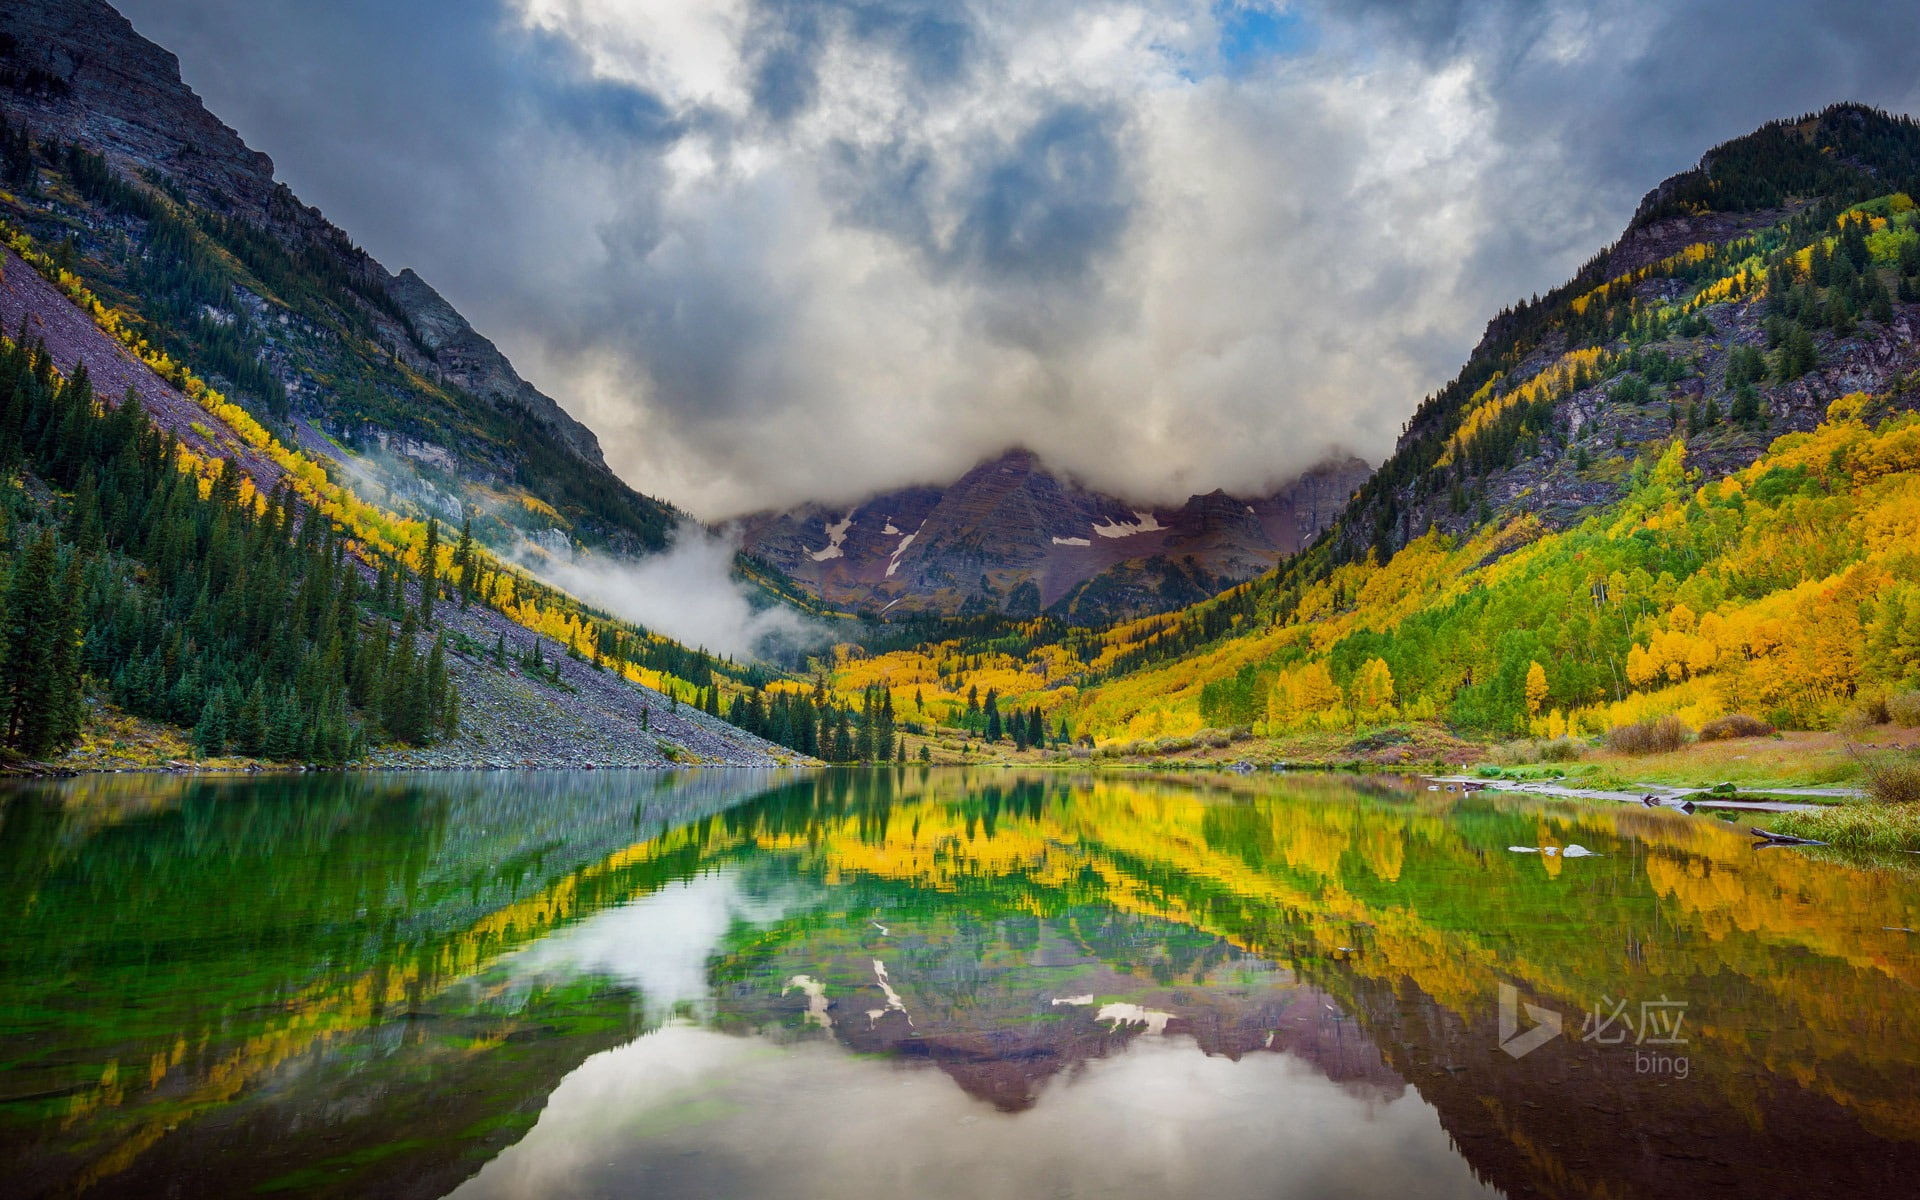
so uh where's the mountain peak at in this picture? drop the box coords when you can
[733,448,1370,623]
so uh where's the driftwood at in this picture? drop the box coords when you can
[1749,827,1828,847]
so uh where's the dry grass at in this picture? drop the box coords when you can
[1697,713,1776,742]
[1578,727,1910,789]
[1767,749,1920,852]
[1605,716,1689,756]
[1863,754,1920,806]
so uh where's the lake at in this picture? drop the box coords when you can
[2,768,1917,1198]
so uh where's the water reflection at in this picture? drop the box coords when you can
[1,768,1917,1199]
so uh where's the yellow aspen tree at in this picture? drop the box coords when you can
[1525,660,1549,716]
[1351,658,1395,717]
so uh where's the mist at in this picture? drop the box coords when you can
[521,522,826,663]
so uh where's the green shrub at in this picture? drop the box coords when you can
[1839,696,1892,733]
[1537,737,1583,762]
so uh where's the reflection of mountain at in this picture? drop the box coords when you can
[4,769,1920,1199]
[714,903,1403,1112]
[695,772,1920,1196]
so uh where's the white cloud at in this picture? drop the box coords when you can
[484,0,1549,515]
[121,0,1920,519]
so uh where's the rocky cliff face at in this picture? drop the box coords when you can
[384,268,606,468]
[733,449,1371,622]
[0,0,666,549]
[0,0,275,218]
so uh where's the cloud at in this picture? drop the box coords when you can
[523,521,826,661]
[113,0,1920,518]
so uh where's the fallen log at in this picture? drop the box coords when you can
[1749,827,1828,847]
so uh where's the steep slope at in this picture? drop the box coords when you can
[815,105,1920,748]
[0,240,796,767]
[734,448,1369,623]
[1332,103,1920,565]
[0,0,675,555]
[1062,104,1920,742]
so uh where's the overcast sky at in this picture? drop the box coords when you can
[115,0,1920,518]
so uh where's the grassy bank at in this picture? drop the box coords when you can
[1764,754,1920,851]
[1765,803,1920,853]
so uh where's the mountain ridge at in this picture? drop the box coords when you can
[732,447,1370,623]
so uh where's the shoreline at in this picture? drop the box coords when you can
[1423,774,1841,813]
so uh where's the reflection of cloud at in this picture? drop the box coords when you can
[506,869,801,1024]
[447,1027,1488,1200]
[121,0,1920,517]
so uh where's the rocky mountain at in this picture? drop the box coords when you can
[0,0,675,553]
[0,0,825,768]
[0,228,795,768]
[731,449,1370,623]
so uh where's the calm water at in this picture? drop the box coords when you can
[2,769,1918,1199]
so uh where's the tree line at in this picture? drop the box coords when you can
[0,333,456,761]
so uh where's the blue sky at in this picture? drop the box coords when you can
[1214,2,1314,74]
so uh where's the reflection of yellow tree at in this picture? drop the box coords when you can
[54,770,1920,1187]
[756,775,1920,1141]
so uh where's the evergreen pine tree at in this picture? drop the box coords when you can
[1,530,84,756]
[455,517,476,608]
[425,634,449,737]
[194,691,229,756]
[419,518,438,625]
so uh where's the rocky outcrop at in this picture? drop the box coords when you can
[386,268,608,468]
[0,0,276,219]
[733,449,1371,620]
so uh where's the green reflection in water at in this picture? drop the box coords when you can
[1,768,1917,1199]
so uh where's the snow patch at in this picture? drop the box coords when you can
[885,520,925,578]
[808,512,854,561]
[1051,536,1092,547]
[1096,1003,1175,1036]
[1091,510,1165,538]
[783,975,833,1030]
[869,959,912,1028]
